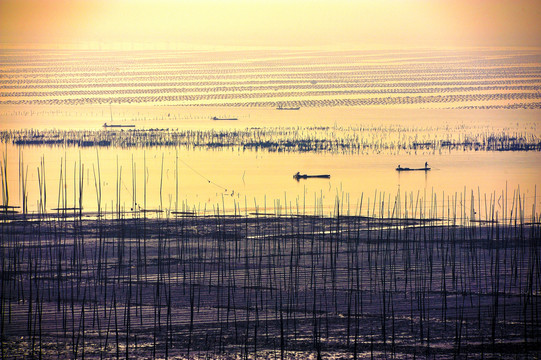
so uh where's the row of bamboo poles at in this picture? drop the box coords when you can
[2,127,540,153]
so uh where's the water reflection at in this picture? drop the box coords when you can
[1,106,540,217]
[2,141,540,218]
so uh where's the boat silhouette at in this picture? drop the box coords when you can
[103,104,135,128]
[212,116,238,121]
[293,172,330,180]
[396,163,430,171]
[103,123,135,128]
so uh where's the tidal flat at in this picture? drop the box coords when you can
[1,202,540,359]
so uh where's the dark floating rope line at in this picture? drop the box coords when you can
[177,156,228,192]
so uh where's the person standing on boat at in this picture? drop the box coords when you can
[425,162,428,169]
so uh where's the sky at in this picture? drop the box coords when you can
[1,0,540,49]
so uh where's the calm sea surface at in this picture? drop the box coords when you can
[1,49,540,217]
[1,106,540,218]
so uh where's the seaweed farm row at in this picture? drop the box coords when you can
[1,48,540,108]
[1,194,540,359]
[3,126,541,153]
[4,92,540,109]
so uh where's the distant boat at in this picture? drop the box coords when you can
[103,123,135,128]
[396,166,430,172]
[276,104,300,110]
[212,116,238,121]
[104,104,135,128]
[293,172,330,180]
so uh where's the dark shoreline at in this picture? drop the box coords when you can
[1,211,539,359]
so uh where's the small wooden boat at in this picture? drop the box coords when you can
[104,104,135,128]
[103,123,135,128]
[212,116,238,121]
[293,172,330,180]
[396,167,430,171]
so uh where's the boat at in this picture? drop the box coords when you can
[103,104,135,128]
[276,104,300,110]
[396,167,430,171]
[212,116,238,121]
[103,123,135,128]
[293,172,330,180]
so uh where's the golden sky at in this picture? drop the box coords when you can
[1,0,540,49]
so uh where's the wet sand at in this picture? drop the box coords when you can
[1,210,539,359]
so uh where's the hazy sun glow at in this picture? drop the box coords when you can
[1,0,540,49]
